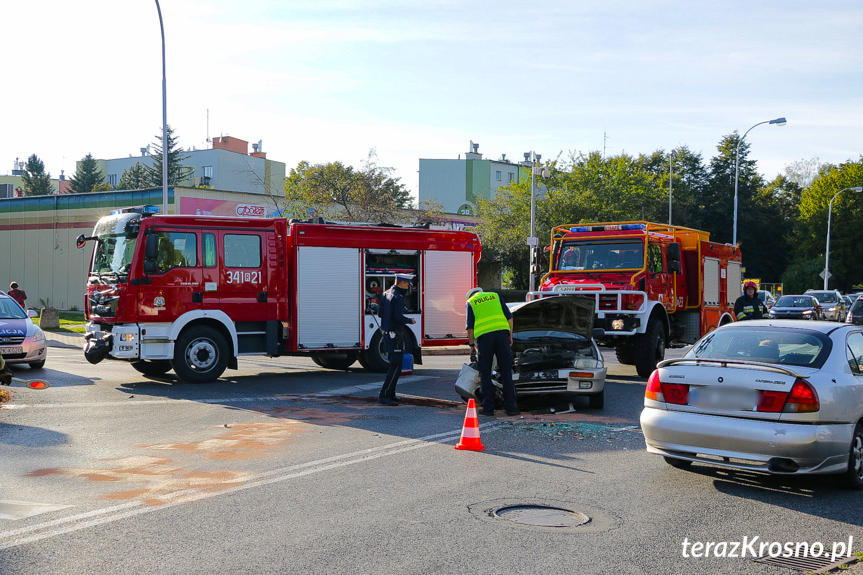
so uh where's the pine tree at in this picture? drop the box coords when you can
[149,125,190,186]
[117,162,153,190]
[20,154,54,196]
[68,153,105,194]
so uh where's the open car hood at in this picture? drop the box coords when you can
[509,295,596,339]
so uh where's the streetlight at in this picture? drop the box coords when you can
[824,186,863,289]
[155,0,168,214]
[668,149,676,225]
[525,151,551,294]
[732,117,786,245]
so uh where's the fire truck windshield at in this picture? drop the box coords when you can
[557,240,644,271]
[90,214,141,280]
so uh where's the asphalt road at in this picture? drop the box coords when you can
[1,347,862,575]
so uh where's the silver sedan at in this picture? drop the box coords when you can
[640,320,863,489]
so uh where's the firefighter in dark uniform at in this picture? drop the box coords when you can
[465,287,520,417]
[734,281,768,321]
[377,273,416,406]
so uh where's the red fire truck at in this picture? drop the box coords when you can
[78,207,480,383]
[539,221,742,377]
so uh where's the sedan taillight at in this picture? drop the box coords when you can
[645,371,689,404]
[784,378,819,413]
[755,378,819,413]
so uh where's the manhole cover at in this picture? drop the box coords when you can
[492,504,590,528]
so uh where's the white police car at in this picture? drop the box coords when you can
[0,291,47,369]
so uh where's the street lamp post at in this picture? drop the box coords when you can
[155,0,168,214]
[668,149,675,225]
[526,152,550,294]
[824,186,863,289]
[732,117,786,245]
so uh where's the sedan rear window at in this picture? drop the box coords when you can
[687,327,830,368]
[775,296,815,308]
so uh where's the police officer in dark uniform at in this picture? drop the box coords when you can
[377,273,416,406]
[0,354,13,386]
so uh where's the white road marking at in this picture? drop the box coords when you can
[0,422,500,550]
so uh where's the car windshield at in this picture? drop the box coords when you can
[775,296,815,308]
[811,292,838,303]
[556,239,644,271]
[687,327,830,368]
[0,297,27,319]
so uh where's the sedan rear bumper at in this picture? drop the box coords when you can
[640,407,853,475]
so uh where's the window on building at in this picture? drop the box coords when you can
[508,172,515,183]
[203,166,213,177]
[495,171,501,181]
[108,174,118,188]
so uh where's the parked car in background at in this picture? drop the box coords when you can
[805,289,847,321]
[768,295,823,321]
[455,295,607,408]
[757,290,776,309]
[848,297,863,326]
[641,320,863,488]
[0,291,47,369]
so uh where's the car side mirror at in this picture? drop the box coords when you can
[592,328,605,339]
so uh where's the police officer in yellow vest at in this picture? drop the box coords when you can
[465,287,519,416]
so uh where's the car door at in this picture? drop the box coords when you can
[217,231,269,322]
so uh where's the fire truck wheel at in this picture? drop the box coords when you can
[634,318,665,378]
[311,352,358,371]
[615,344,635,365]
[360,331,391,373]
[172,326,229,383]
[130,360,172,377]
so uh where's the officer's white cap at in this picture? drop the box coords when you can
[465,287,483,300]
[395,273,415,283]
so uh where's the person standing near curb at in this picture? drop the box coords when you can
[8,282,27,309]
[377,273,416,406]
[465,287,519,417]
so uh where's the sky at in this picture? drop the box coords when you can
[4,1,862,201]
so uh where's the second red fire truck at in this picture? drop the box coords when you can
[78,207,480,383]
[538,221,742,377]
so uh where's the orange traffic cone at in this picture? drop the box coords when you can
[455,398,485,451]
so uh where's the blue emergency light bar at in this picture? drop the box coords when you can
[111,205,160,216]
[569,223,645,233]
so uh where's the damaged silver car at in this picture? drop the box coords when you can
[455,295,607,408]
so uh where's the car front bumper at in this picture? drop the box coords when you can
[513,367,607,398]
[640,407,853,475]
[0,334,47,365]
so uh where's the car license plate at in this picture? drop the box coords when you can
[688,386,757,410]
[1,346,23,356]
[525,371,559,381]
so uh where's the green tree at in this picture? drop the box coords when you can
[68,153,105,194]
[475,151,667,289]
[789,158,863,292]
[149,125,190,186]
[20,154,53,196]
[117,162,153,190]
[283,150,413,223]
[640,146,708,229]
